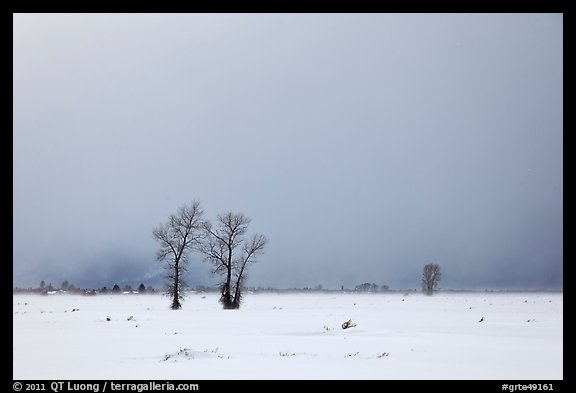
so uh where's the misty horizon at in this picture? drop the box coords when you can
[13,13,563,291]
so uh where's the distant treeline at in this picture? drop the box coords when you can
[13,282,157,296]
[12,280,562,295]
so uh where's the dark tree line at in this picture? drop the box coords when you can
[31,281,152,295]
[355,283,380,292]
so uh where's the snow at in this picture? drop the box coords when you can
[13,292,562,379]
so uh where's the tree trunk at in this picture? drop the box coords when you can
[220,267,234,309]
[171,261,181,310]
[232,279,241,309]
[220,245,234,309]
[232,265,246,309]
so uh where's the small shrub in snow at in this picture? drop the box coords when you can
[163,347,192,361]
[342,319,357,329]
[162,347,229,361]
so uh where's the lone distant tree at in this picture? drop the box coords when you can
[153,200,205,310]
[112,284,121,293]
[40,280,45,289]
[201,212,268,309]
[138,283,146,293]
[421,263,441,296]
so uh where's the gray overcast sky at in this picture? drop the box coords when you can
[13,13,563,290]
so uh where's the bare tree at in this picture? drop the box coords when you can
[421,263,441,296]
[153,201,205,310]
[201,212,268,309]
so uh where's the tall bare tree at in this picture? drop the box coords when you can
[201,212,268,309]
[421,263,441,296]
[153,201,204,310]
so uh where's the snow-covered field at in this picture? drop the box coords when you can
[13,292,562,380]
